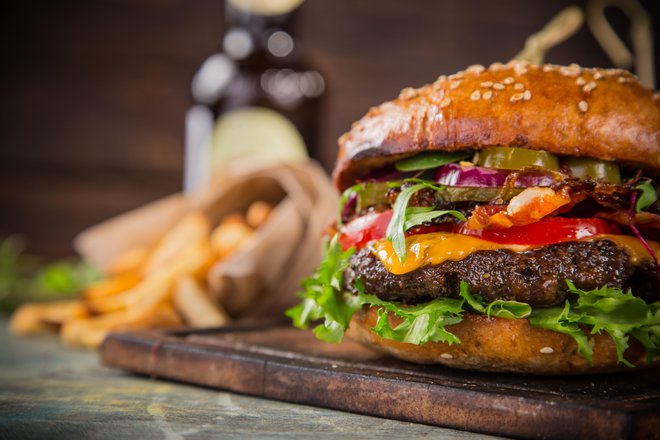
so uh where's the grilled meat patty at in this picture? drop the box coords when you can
[344,240,651,306]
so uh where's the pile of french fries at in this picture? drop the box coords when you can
[9,201,273,348]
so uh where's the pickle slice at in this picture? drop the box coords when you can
[562,157,621,184]
[473,147,560,170]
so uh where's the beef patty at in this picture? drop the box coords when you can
[343,240,648,306]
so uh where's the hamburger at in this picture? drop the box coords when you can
[287,61,660,374]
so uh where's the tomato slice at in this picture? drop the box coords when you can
[339,210,621,250]
[456,217,621,246]
[338,211,392,251]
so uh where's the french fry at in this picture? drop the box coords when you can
[60,304,182,348]
[105,246,149,276]
[85,240,211,316]
[173,276,230,328]
[9,301,89,335]
[128,240,213,312]
[82,272,142,314]
[246,201,273,228]
[83,272,142,300]
[210,215,254,259]
[142,211,210,276]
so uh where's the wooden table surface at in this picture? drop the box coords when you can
[0,316,502,440]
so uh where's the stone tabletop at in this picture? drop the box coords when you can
[0,316,502,440]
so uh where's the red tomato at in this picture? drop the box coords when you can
[338,211,392,251]
[339,210,621,250]
[456,217,621,246]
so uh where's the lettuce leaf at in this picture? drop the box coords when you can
[286,237,361,343]
[287,248,659,366]
[458,281,531,319]
[359,287,464,345]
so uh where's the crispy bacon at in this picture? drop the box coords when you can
[596,210,660,229]
[466,186,572,230]
[555,178,636,211]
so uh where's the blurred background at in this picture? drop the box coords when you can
[1,0,658,258]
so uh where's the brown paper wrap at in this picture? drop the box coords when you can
[74,161,337,319]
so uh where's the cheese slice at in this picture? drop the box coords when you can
[586,234,660,266]
[371,232,659,275]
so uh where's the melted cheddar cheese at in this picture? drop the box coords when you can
[371,232,660,275]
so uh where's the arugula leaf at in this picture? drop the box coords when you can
[635,180,658,213]
[395,152,471,172]
[386,182,465,263]
[386,183,428,262]
[404,207,466,231]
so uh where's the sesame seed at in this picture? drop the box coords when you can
[617,76,626,83]
[542,65,554,72]
[576,77,586,86]
[540,347,554,354]
[654,92,660,101]
[502,77,514,85]
[593,71,603,80]
[493,83,505,90]
[470,90,481,100]
[467,64,485,74]
[399,87,418,99]
[449,80,461,90]
[483,90,493,100]
[514,64,528,75]
[523,90,531,100]
[490,62,505,71]
[437,74,447,82]
[582,81,597,93]
[514,83,525,91]
[578,100,589,112]
[510,93,524,103]
[439,97,452,108]
[440,353,453,360]
[480,81,493,88]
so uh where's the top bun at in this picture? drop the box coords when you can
[334,61,660,191]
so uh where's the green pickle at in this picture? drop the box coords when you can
[473,146,560,170]
[353,182,520,211]
[562,157,621,184]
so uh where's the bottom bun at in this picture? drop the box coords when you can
[347,306,652,375]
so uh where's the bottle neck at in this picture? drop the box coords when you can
[223,0,301,61]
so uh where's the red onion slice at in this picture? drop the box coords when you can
[435,164,556,187]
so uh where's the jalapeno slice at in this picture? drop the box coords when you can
[562,157,621,184]
[473,147,560,170]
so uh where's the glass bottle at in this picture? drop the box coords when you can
[184,0,325,192]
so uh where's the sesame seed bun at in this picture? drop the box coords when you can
[348,306,652,375]
[334,61,660,191]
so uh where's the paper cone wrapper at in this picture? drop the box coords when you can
[74,161,338,319]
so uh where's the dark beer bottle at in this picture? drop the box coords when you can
[184,0,325,191]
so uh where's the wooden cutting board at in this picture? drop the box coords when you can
[100,322,659,440]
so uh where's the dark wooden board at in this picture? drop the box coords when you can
[100,323,660,440]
